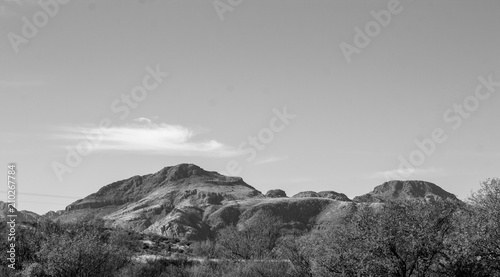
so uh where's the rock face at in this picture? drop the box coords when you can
[60,164,263,239]
[265,189,287,198]
[66,164,260,212]
[353,180,459,203]
[56,164,357,239]
[292,191,320,198]
[205,197,351,232]
[43,210,65,219]
[47,165,460,240]
[292,191,351,201]
[318,191,351,202]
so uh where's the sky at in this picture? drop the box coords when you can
[1,0,499,214]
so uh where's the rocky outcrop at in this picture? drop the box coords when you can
[291,191,351,201]
[65,164,261,212]
[43,210,65,220]
[292,191,320,198]
[206,197,347,233]
[265,189,287,198]
[46,164,461,240]
[318,191,351,201]
[353,180,459,203]
[58,164,263,239]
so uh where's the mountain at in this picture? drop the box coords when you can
[66,163,260,211]
[55,164,362,239]
[0,201,41,223]
[59,164,262,238]
[265,189,287,198]
[353,180,459,203]
[42,165,460,240]
[292,191,351,201]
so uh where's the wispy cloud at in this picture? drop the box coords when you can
[370,167,446,180]
[50,118,242,157]
[254,156,288,165]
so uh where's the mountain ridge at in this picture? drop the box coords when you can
[353,180,459,203]
[6,164,461,239]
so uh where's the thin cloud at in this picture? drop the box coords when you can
[133,117,153,124]
[254,156,288,165]
[50,119,242,157]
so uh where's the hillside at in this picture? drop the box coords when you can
[43,165,460,239]
[55,164,357,239]
[57,164,263,238]
[0,201,40,223]
[353,180,459,203]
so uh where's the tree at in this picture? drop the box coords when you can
[436,205,493,277]
[460,178,500,275]
[38,223,130,277]
[314,204,387,276]
[314,200,459,276]
[216,210,283,260]
[277,231,315,277]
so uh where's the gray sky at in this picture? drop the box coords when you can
[1,0,499,214]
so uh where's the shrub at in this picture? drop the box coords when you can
[118,259,190,277]
[216,211,283,260]
[38,230,130,276]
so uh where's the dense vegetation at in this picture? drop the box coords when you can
[1,178,499,276]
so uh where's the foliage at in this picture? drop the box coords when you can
[1,178,500,276]
[118,258,190,277]
[277,232,315,277]
[314,200,460,276]
[190,239,218,259]
[216,210,283,260]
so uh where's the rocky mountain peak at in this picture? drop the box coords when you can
[265,189,288,198]
[158,163,206,181]
[292,191,351,201]
[353,180,459,203]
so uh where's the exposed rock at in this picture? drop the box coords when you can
[353,180,459,203]
[42,165,461,240]
[58,164,263,239]
[291,191,351,201]
[206,197,342,233]
[352,193,384,203]
[292,191,320,198]
[318,191,351,201]
[65,164,260,212]
[265,189,287,198]
[43,210,65,219]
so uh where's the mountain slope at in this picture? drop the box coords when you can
[59,164,263,238]
[353,180,459,203]
[0,201,40,223]
[51,165,460,240]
